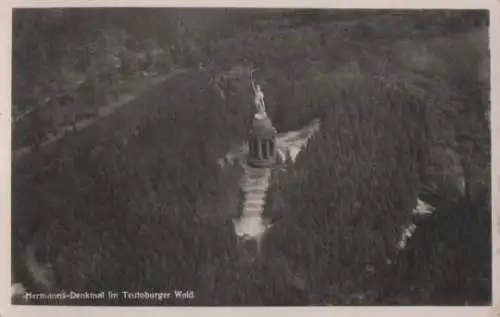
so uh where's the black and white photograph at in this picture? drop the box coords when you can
[7,4,494,311]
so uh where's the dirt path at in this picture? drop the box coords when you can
[13,68,187,160]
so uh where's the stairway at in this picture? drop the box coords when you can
[232,163,272,246]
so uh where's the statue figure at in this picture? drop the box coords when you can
[254,85,266,115]
[251,70,266,115]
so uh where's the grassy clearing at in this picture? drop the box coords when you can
[12,10,490,305]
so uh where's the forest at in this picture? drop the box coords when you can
[12,9,490,305]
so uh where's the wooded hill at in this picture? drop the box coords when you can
[12,9,490,305]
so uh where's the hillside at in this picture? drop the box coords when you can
[11,9,490,305]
